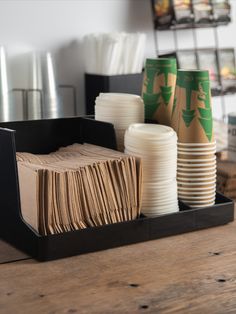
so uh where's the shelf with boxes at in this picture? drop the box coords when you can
[159,48,236,96]
[151,0,231,31]
[151,0,235,119]
[0,117,234,261]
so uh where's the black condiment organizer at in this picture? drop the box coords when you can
[0,117,234,261]
[85,73,143,115]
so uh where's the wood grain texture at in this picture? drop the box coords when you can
[1,217,236,314]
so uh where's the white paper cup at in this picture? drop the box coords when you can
[177,166,216,172]
[178,188,216,194]
[181,198,215,204]
[178,180,216,186]
[177,164,216,169]
[178,186,216,191]
[179,194,215,200]
[177,156,216,162]
[178,151,216,156]
[177,146,216,152]
[177,170,217,177]
[178,193,216,199]
[178,141,216,147]
[177,174,217,181]
[189,202,215,208]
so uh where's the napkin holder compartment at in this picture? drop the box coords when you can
[0,117,234,261]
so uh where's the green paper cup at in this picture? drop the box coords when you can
[160,85,173,105]
[142,92,161,119]
[173,69,214,144]
[142,58,177,126]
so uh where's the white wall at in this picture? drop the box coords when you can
[0,0,235,118]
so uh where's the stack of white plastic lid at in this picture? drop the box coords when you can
[95,93,144,151]
[125,124,179,217]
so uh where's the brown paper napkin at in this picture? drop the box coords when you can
[17,143,142,235]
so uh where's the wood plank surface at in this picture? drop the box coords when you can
[1,220,236,314]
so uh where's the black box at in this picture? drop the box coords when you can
[85,73,143,115]
[0,117,234,261]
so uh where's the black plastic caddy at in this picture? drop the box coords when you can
[0,117,234,261]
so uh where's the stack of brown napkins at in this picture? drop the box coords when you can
[217,159,236,200]
[17,143,142,235]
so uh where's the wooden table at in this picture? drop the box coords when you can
[1,216,236,314]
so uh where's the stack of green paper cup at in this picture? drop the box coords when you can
[171,69,216,208]
[142,58,177,126]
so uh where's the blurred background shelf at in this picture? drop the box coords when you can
[152,0,231,31]
[151,0,235,121]
[155,21,230,31]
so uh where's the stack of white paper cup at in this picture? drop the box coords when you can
[172,69,216,208]
[125,123,179,217]
[95,93,144,151]
[177,142,217,208]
